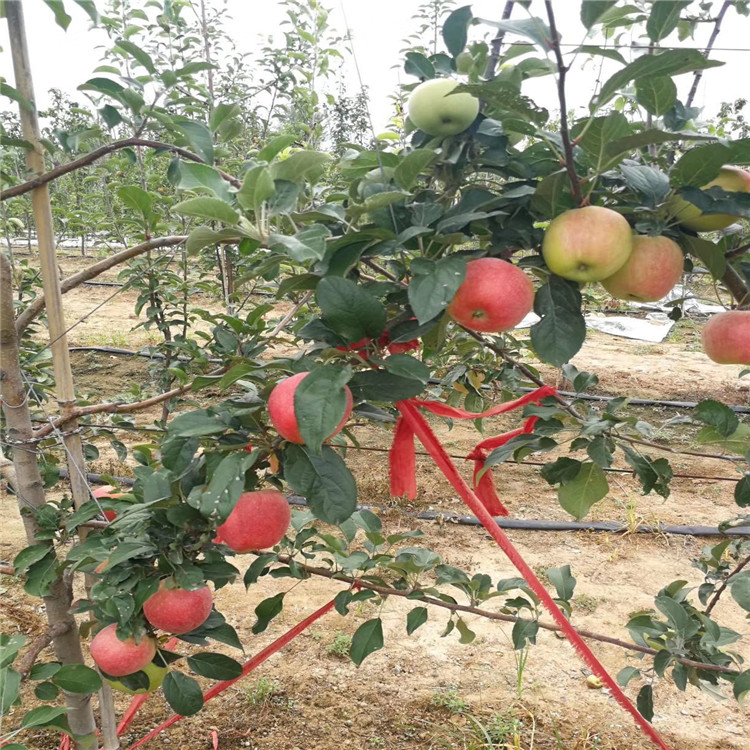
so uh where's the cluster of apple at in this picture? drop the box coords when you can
[89,486,292,692]
[406,78,749,366]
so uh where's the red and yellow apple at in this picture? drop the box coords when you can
[92,485,125,521]
[701,310,750,364]
[90,624,156,677]
[268,371,353,445]
[668,165,750,232]
[542,206,633,282]
[142,580,213,635]
[215,490,291,552]
[447,257,534,332]
[600,235,684,302]
[407,78,479,137]
[104,660,169,695]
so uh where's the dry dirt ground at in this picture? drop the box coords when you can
[1,254,749,749]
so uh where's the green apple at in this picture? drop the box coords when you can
[601,235,684,302]
[455,52,474,75]
[667,165,750,232]
[542,205,633,283]
[407,79,479,137]
[105,661,169,695]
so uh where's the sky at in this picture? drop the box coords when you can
[1,0,749,133]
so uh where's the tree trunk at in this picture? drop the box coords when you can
[0,253,99,750]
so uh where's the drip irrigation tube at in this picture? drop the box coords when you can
[62,470,750,538]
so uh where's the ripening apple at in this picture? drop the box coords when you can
[542,206,633,282]
[104,660,169,695]
[90,624,156,677]
[701,310,750,364]
[667,165,750,232]
[600,235,684,302]
[447,257,535,332]
[407,78,480,137]
[92,485,125,521]
[142,580,213,634]
[268,371,353,444]
[215,490,291,552]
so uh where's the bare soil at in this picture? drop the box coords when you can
[1,255,748,749]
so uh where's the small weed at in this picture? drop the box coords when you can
[326,631,352,658]
[368,736,386,747]
[244,675,278,706]
[430,686,468,715]
[573,594,600,614]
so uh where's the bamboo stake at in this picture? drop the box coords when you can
[5,4,116,748]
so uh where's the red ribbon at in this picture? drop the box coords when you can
[389,386,556,516]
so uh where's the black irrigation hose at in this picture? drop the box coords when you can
[62,470,750,538]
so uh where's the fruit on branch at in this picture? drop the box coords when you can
[268,371,353,444]
[542,206,633,282]
[667,165,750,232]
[407,78,480,137]
[104,661,169,695]
[215,489,291,552]
[455,51,474,74]
[447,257,534,332]
[143,580,214,635]
[601,235,684,302]
[701,310,750,364]
[92,484,125,521]
[90,624,156,677]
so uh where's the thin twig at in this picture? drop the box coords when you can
[686,0,733,108]
[268,290,314,338]
[483,1,516,79]
[16,624,70,678]
[705,554,750,615]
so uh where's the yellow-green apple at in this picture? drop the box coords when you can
[542,206,633,282]
[90,624,156,677]
[667,165,750,232]
[701,310,750,364]
[447,257,535,332]
[142,580,213,634]
[407,79,479,137]
[104,661,169,695]
[268,371,353,444]
[215,490,291,552]
[601,235,684,302]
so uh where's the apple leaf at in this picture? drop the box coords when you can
[316,277,386,341]
[163,672,204,716]
[404,52,435,79]
[735,476,750,508]
[408,255,467,324]
[646,0,691,43]
[349,618,384,666]
[186,653,243,680]
[442,5,473,58]
[620,165,671,207]
[530,276,586,367]
[694,399,740,437]
[294,366,353,453]
[733,669,750,703]
[676,186,750,219]
[670,143,730,188]
[557,462,609,519]
[635,76,677,116]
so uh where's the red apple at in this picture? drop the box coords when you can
[92,485,124,521]
[542,206,633,282]
[90,624,156,677]
[142,580,214,635]
[701,310,750,364]
[447,257,534,332]
[216,490,291,552]
[601,235,684,302]
[268,371,353,444]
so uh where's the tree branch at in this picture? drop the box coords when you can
[483,1,516,80]
[721,262,750,309]
[705,554,750,616]
[16,624,71,678]
[544,0,583,206]
[14,235,188,336]
[686,0,733,108]
[1,137,241,202]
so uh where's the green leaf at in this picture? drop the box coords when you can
[349,370,428,402]
[620,444,673,498]
[24,551,59,597]
[408,256,467,325]
[558,462,609,519]
[174,118,214,165]
[694,423,750,454]
[404,51,435,79]
[209,102,241,133]
[163,672,204,716]
[596,49,723,108]
[252,592,285,634]
[393,149,437,191]
[580,1,618,29]
[173,197,239,225]
[114,39,156,73]
[197,452,257,522]
[169,160,232,202]
[572,113,631,171]
[270,225,330,263]
[43,0,72,29]
[531,171,576,216]
[1,668,21,714]
[406,607,428,635]
[617,666,642,687]
[29,663,61,681]
[731,573,750,612]
[530,277,586,367]
[35,680,60,701]
[694,399,739,438]
[511,618,538,649]
[540,457,581,485]
[186,226,243,255]
[621,165,671,207]
[606,129,715,155]
[442,5,472,57]
[350,618,384,666]
[284,445,357,524]
[670,143,730,188]
[51,665,101,693]
[0,82,34,112]
[258,135,297,162]
[635,76,677,116]
[0,635,26,669]
[270,151,331,184]
[78,77,126,98]
[186,653,243,680]
[455,617,476,644]
[637,684,654,722]
[646,1,690,42]
[13,544,52,573]
[478,17,552,49]
[294,366,353,452]
[316,277,386,341]
[546,565,576,601]
[20,705,68,729]
[236,166,275,212]
[168,410,226,437]
[680,234,726,278]
[574,45,626,65]
[735,476,750,508]
[733,669,750,703]
[116,185,153,221]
